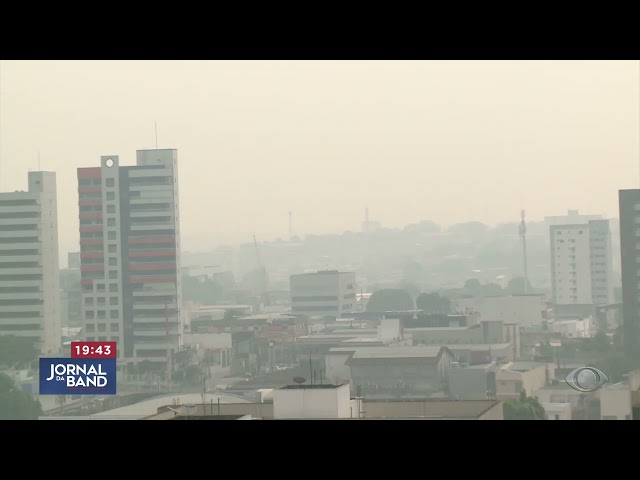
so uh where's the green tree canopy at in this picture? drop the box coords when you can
[503,391,546,420]
[0,335,38,368]
[366,289,414,312]
[415,292,452,314]
[0,373,43,420]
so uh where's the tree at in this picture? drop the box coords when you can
[0,373,43,420]
[366,289,414,312]
[416,292,452,314]
[505,277,534,295]
[0,335,38,368]
[503,391,546,420]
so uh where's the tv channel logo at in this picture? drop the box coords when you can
[39,358,117,395]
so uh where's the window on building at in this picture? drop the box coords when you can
[97,310,106,319]
[106,178,115,187]
[86,324,95,332]
[98,323,106,332]
[108,231,116,240]
[108,244,117,253]
[110,310,119,319]
[106,191,115,201]
[109,283,118,292]
[98,337,107,342]
[96,284,105,292]
[110,323,119,332]
[85,311,94,319]
[110,297,118,305]
[85,297,93,305]
[107,218,116,227]
[107,205,115,214]
[109,270,118,279]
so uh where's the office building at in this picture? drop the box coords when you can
[290,270,356,317]
[550,219,614,307]
[77,149,182,371]
[619,189,640,357]
[60,253,82,327]
[0,172,61,355]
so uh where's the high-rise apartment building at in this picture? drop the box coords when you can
[77,149,182,371]
[619,189,640,357]
[0,172,61,355]
[290,270,356,317]
[550,220,614,307]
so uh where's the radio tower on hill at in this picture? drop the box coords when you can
[519,210,529,294]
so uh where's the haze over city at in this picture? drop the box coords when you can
[2,59,640,422]
[1,60,637,261]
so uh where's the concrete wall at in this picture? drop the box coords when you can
[600,384,632,420]
[456,295,546,327]
[325,352,353,385]
[272,384,351,419]
[360,400,504,420]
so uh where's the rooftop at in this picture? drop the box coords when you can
[350,346,446,360]
[501,361,548,372]
[280,384,344,390]
[90,393,252,419]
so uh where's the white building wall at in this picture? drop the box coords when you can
[551,225,593,305]
[600,384,632,420]
[272,384,351,419]
[290,271,356,317]
[325,352,353,385]
[542,402,572,420]
[0,171,61,355]
[455,295,546,327]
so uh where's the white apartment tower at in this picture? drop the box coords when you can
[77,149,182,372]
[550,219,614,306]
[0,172,61,355]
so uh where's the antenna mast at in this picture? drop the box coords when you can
[519,210,529,294]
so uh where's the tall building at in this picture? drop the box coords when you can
[549,220,614,308]
[77,149,182,372]
[60,252,82,327]
[0,172,61,355]
[290,270,356,317]
[619,189,640,357]
[544,209,602,231]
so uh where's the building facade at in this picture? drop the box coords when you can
[550,220,614,307]
[0,172,61,355]
[619,189,640,358]
[77,149,182,371]
[290,270,356,317]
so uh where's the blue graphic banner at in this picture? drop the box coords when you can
[39,358,117,395]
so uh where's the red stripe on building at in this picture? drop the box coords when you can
[128,250,176,257]
[80,252,104,259]
[79,226,103,233]
[129,263,176,271]
[79,213,103,220]
[128,237,175,245]
[81,265,105,272]
[78,200,103,207]
[78,186,102,193]
[81,278,94,286]
[80,239,104,246]
[129,276,176,284]
[77,167,101,180]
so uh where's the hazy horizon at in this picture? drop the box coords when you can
[0,60,638,260]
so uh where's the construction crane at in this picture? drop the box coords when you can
[253,235,269,306]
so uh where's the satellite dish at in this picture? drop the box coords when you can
[293,376,306,384]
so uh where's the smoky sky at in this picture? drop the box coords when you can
[0,60,637,263]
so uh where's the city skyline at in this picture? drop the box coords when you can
[0,61,638,257]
